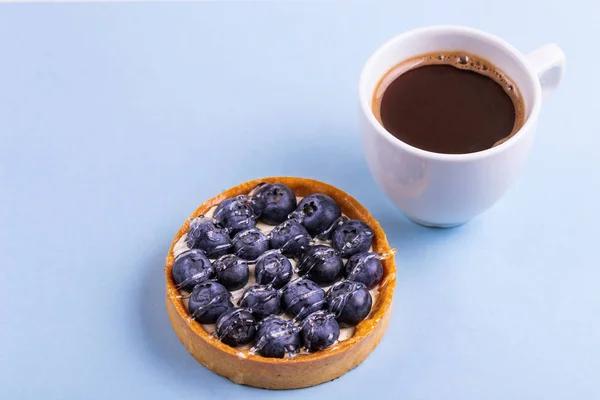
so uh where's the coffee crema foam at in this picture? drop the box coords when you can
[372,51,526,149]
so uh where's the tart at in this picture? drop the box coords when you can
[164,176,396,389]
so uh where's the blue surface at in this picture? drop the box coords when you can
[1,2,599,399]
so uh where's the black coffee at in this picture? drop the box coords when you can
[372,52,525,154]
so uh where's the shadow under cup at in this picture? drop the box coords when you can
[359,26,542,227]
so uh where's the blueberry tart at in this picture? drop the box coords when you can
[165,177,396,389]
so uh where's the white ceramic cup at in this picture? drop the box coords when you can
[359,25,565,228]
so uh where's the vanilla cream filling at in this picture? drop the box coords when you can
[173,197,379,347]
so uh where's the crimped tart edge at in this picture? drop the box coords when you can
[164,176,397,389]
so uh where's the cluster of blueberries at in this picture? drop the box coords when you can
[171,182,384,358]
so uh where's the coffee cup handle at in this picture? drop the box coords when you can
[526,43,566,101]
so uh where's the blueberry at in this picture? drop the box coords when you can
[269,220,311,257]
[281,279,326,319]
[254,250,293,289]
[239,284,281,320]
[249,183,297,225]
[171,249,214,292]
[345,252,383,290]
[300,310,340,352]
[254,316,301,358]
[216,308,257,347]
[292,194,341,236]
[213,196,256,236]
[188,281,233,324]
[297,245,344,286]
[231,228,269,260]
[326,281,372,326]
[332,220,374,257]
[213,254,249,291]
[186,217,231,258]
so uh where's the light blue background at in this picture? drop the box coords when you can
[1,2,598,399]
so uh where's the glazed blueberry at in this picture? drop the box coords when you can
[269,220,311,257]
[254,316,301,358]
[281,279,326,319]
[300,310,340,352]
[171,249,214,292]
[216,308,257,347]
[213,254,249,291]
[254,250,293,289]
[213,196,256,236]
[292,194,341,236]
[345,252,383,290]
[231,228,269,260]
[332,220,374,258]
[326,281,372,326]
[186,216,231,258]
[188,281,233,324]
[249,183,297,225]
[297,245,344,286]
[239,284,281,320]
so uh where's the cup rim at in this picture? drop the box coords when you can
[358,25,542,162]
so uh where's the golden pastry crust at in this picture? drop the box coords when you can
[165,176,396,389]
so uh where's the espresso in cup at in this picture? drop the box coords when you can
[372,51,526,154]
